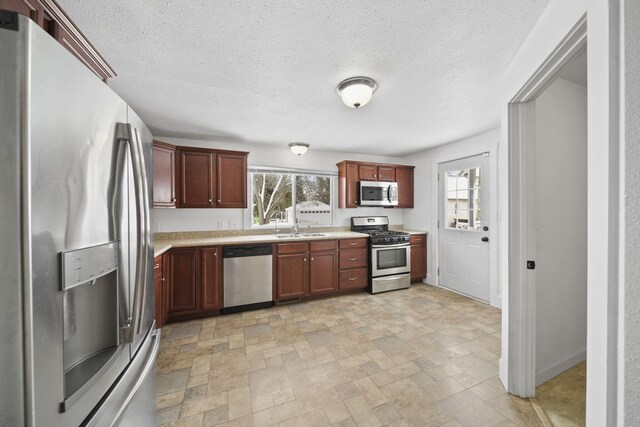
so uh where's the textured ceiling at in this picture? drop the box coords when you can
[58,0,550,156]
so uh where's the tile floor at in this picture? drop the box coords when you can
[155,284,543,427]
[533,362,586,426]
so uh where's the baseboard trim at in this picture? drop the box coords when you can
[535,349,586,386]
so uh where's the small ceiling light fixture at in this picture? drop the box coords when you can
[289,142,310,156]
[336,76,378,109]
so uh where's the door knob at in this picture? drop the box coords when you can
[483,226,489,231]
[481,236,489,242]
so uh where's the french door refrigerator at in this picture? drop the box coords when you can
[0,12,159,427]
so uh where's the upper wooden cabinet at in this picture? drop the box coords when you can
[152,141,176,208]
[1,0,116,81]
[216,153,247,208]
[358,164,396,182]
[336,161,415,208]
[396,166,415,208]
[166,146,247,209]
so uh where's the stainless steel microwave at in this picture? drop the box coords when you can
[359,181,399,207]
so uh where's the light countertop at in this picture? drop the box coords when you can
[153,231,368,258]
[153,227,429,258]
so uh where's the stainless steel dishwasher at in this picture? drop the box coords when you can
[222,245,274,313]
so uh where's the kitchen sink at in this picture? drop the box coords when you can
[275,233,327,238]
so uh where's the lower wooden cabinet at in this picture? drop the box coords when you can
[309,241,338,296]
[162,246,223,324]
[410,234,427,283]
[201,247,223,313]
[275,239,359,302]
[338,238,369,291]
[276,252,308,300]
[165,248,200,321]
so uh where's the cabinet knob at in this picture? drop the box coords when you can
[304,258,307,261]
[161,278,165,282]
[311,257,314,261]
[171,198,176,202]
[209,199,212,203]
[218,199,221,203]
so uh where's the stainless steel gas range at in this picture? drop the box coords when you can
[351,216,412,294]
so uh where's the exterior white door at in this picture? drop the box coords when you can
[438,154,490,301]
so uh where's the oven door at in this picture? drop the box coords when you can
[371,244,411,277]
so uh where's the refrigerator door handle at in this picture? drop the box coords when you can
[116,123,147,342]
[130,125,152,335]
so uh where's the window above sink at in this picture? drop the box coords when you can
[247,167,336,230]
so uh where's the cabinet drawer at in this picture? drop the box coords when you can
[410,234,426,244]
[310,240,337,252]
[339,238,368,249]
[339,249,368,269]
[277,242,308,255]
[339,268,368,290]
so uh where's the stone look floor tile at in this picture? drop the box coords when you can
[155,285,544,427]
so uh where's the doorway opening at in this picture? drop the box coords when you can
[506,14,587,425]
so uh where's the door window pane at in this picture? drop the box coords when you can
[445,167,482,230]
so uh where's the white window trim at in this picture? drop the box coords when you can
[244,166,338,230]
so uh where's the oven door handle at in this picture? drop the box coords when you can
[372,243,411,249]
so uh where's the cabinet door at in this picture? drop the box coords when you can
[276,253,308,300]
[358,164,377,181]
[338,163,360,208]
[216,153,247,208]
[396,167,414,208]
[178,150,214,208]
[377,166,395,182]
[153,256,163,327]
[152,142,176,207]
[309,251,338,296]
[201,247,222,312]
[410,241,427,283]
[166,248,200,317]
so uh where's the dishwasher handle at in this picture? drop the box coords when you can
[223,245,273,258]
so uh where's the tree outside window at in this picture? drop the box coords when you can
[251,172,333,227]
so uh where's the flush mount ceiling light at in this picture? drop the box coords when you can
[336,76,378,109]
[288,142,310,156]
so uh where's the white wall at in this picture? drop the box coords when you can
[622,1,640,424]
[533,77,587,386]
[499,0,623,424]
[402,129,500,306]
[152,137,406,232]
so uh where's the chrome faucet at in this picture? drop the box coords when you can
[273,217,280,235]
[292,218,300,236]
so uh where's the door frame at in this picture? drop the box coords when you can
[506,15,588,397]
[430,137,500,308]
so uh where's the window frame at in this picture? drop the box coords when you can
[244,167,337,229]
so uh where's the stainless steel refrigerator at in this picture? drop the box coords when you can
[0,12,158,427]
